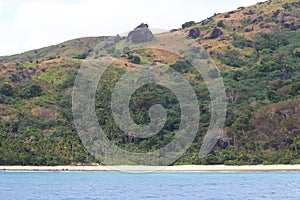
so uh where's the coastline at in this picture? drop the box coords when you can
[1,165,300,172]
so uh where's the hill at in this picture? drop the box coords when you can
[0,0,299,166]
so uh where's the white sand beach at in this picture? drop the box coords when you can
[1,165,300,172]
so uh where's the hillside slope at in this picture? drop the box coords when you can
[0,0,299,165]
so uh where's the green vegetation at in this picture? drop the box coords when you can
[128,55,141,64]
[0,0,299,166]
[182,21,196,29]
[217,20,226,28]
[220,49,246,68]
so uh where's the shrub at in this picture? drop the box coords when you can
[0,84,14,97]
[293,48,300,58]
[191,46,201,53]
[282,3,292,11]
[291,82,300,95]
[232,34,248,49]
[47,55,57,60]
[224,13,230,18]
[122,46,131,54]
[19,84,43,99]
[217,20,226,28]
[208,68,219,79]
[220,50,246,67]
[128,55,141,64]
[170,60,191,73]
[72,52,89,59]
[106,47,115,54]
[254,32,289,51]
[182,21,196,29]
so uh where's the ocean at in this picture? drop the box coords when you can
[0,172,299,200]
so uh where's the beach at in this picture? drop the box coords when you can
[1,165,300,172]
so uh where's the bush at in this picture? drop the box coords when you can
[282,3,292,10]
[0,84,14,97]
[207,68,219,79]
[128,55,141,64]
[123,46,131,54]
[106,47,115,54]
[220,50,246,67]
[170,60,191,73]
[291,82,300,95]
[182,21,196,29]
[72,52,89,59]
[254,32,289,51]
[232,34,247,49]
[19,84,43,99]
[191,46,201,53]
[293,48,300,58]
[217,20,226,28]
[47,55,57,60]
[224,13,230,18]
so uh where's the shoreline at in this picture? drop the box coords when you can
[1,165,300,172]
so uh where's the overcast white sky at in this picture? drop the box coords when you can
[0,0,261,56]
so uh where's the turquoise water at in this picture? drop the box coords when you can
[0,172,300,200]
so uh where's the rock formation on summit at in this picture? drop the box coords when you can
[127,23,154,43]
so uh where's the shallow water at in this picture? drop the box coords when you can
[0,172,300,200]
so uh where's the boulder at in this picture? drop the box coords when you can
[188,28,200,39]
[248,10,255,15]
[251,16,264,24]
[210,28,223,39]
[127,23,154,43]
[244,10,255,15]
[216,137,229,149]
[272,9,281,19]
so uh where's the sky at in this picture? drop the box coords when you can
[0,0,260,56]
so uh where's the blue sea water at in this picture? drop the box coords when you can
[0,172,299,200]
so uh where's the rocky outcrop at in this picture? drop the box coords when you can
[127,23,154,44]
[188,28,200,39]
[210,28,223,39]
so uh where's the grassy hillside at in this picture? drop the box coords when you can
[0,0,299,165]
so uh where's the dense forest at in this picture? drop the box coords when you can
[0,0,300,165]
